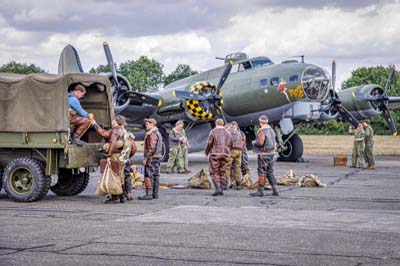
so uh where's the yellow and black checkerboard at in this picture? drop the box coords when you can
[185,82,223,120]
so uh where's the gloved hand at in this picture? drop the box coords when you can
[88,113,96,125]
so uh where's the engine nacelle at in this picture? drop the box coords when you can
[337,84,383,120]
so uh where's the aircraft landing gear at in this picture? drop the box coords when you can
[159,127,169,162]
[277,133,304,162]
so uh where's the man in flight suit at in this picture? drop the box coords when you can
[138,118,163,200]
[205,119,232,196]
[363,120,375,169]
[250,115,279,197]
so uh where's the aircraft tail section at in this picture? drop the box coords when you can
[58,45,84,75]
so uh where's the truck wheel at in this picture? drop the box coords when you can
[278,134,303,162]
[3,158,51,202]
[50,169,90,196]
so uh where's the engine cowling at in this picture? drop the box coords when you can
[337,84,384,120]
[184,82,224,121]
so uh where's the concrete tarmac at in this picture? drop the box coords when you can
[0,153,399,266]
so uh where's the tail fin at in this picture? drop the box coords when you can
[58,44,84,75]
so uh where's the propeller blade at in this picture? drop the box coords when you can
[173,90,206,101]
[336,105,359,128]
[331,60,336,91]
[126,91,161,106]
[380,103,398,136]
[212,107,226,123]
[103,41,120,87]
[216,60,233,92]
[384,65,396,91]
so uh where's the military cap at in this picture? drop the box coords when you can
[144,118,157,125]
[258,115,269,123]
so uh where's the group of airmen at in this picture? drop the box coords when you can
[69,83,377,203]
[351,120,375,169]
[69,83,280,202]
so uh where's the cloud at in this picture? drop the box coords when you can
[0,0,399,88]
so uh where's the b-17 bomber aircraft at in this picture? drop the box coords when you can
[58,43,400,162]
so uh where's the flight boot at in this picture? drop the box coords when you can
[71,134,86,146]
[138,189,153,200]
[250,175,265,197]
[271,184,279,196]
[152,178,159,199]
[138,178,153,200]
[250,187,264,197]
[236,181,241,190]
[212,181,223,196]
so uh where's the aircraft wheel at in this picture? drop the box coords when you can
[278,134,303,162]
[50,169,90,196]
[3,158,51,202]
[0,167,3,192]
[159,127,170,162]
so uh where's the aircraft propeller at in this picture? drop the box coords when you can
[353,65,398,135]
[102,41,160,113]
[174,60,233,122]
[324,60,360,128]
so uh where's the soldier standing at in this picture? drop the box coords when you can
[179,128,191,173]
[225,121,243,190]
[351,123,365,169]
[250,115,279,197]
[166,120,185,173]
[205,119,232,196]
[363,120,375,169]
[120,130,137,201]
[95,115,126,203]
[138,118,163,200]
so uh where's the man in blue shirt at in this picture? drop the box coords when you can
[68,84,91,145]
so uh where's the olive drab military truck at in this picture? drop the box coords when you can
[0,73,114,202]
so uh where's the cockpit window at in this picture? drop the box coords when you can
[251,58,273,68]
[238,61,252,72]
[301,66,330,101]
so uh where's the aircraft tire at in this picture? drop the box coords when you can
[0,167,3,192]
[159,127,169,162]
[3,158,51,202]
[278,134,303,162]
[50,169,90,196]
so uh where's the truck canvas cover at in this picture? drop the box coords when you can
[0,72,113,132]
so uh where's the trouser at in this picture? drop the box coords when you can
[166,147,184,172]
[144,157,161,190]
[180,146,189,171]
[364,142,375,165]
[124,160,132,195]
[225,149,242,186]
[257,154,277,186]
[352,142,365,167]
[209,154,229,187]
[70,113,90,139]
[241,150,249,176]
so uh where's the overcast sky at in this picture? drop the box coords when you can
[1,0,399,87]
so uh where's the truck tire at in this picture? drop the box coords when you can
[50,169,90,196]
[3,158,51,202]
[278,134,304,162]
